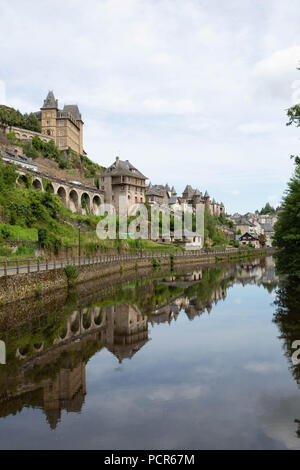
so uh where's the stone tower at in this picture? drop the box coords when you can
[38,91,84,155]
[40,91,58,139]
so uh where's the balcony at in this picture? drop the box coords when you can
[111,177,146,187]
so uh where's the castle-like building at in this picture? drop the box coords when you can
[35,91,83,155]
[100,156,147,214]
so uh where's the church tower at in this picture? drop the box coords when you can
[40,91,58,139]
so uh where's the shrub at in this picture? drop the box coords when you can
[153,257,161,268]
[64,264,79,286]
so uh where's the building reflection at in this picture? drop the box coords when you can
[0,257,279,429]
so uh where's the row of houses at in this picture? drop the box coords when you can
[146,182,225,217]
[228,212,278,247]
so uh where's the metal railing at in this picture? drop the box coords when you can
[0,247,270,277]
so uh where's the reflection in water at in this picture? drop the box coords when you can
[2,256,296,449]
[273,279,300,440]
[0,257,278,433]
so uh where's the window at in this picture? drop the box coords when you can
[46,121,50,126]
[121,185,125,191]
[59,140,63,147]
[59,130,64,136]
[101,177,104,182]
[59,121,64,127]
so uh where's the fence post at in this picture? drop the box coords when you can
[27,259,30,274]
[37,259,40,272]
[46,258,48,271]
[16,259,19,275]
[4,260,7,277]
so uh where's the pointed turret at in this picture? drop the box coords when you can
[41,91,57,109]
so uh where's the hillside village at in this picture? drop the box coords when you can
[0,91,277,253]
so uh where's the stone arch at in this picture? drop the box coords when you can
[69,189,79,212]
[81,192,91,214]
[92,195,101,215]
[47,182,54,193]
[57,186,67,205]
[32,178,43,191]
[17,174,28,187]
[82,311,92,331]
[70,314,80,334]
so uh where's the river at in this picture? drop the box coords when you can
[0,256,299,450]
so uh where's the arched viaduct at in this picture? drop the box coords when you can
[16,169,104,215]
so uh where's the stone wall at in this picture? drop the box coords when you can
[0,248,273,305]
[0,269,67,305]
[0,256,170,305]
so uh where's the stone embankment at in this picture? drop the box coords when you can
[0,248,275,305]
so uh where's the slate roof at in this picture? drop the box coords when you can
[42,91,56,109]
[262,223,274,233]
[239,232,258,241]
[102,158,147,179]
[168,197,178,205]
[1,150,37,167]
[63,105,82,121]
[183,185,193,193]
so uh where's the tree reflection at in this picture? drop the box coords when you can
[273,279,300,437]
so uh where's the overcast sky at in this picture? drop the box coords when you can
[0,0,300,213]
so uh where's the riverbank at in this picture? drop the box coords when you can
[0,247,274,305]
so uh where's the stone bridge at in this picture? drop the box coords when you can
[16,168,105,215]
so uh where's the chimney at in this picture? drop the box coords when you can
[116,156,119,167]
[56,99,58,108]
[14,149,19,157]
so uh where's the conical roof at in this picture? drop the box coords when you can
[42,91,56,109]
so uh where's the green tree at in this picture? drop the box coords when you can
[273,156,300,279]
[259,202,276,215]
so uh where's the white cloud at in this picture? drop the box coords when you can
[0,0,299,213]
[147,383,209,402]
[237,121,279,134]
[228,190,240,196]
[0,81,6,105]
[244,361,281,373]
[253,46,300,101]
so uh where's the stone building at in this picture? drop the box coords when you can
[35,91,84,155]
[100,157,147,214]
[238,232,260,248]
[182,186,224,217]
[146,183,175,205]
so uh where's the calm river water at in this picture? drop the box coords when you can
[0,256,299,450]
